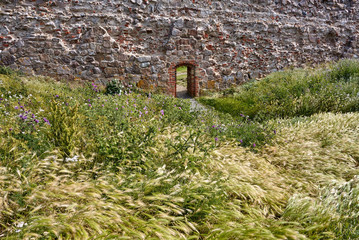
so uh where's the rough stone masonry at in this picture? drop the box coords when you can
[0,0,358,97]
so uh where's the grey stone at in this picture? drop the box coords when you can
[136,56,152,63]
[140,62,150,68]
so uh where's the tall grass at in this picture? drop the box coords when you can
[199,59,359,120]
[1,63,359,239]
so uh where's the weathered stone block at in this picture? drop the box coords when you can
[136,56,152,63]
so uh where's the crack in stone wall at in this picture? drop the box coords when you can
[0,0,358,95]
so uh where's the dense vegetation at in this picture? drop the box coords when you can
[0,60,359,239]
[199,59,359,121]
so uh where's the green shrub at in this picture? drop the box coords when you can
[105,79,124,95]
[0,66,20,76]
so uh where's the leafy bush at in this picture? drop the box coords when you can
[105,79,139,95]
[105,79,124,95]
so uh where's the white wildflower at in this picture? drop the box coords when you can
[66,155,79,162]
[156,164,166,175]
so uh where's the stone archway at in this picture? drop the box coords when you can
[168,60,199,98]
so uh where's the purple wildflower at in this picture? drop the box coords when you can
[14,106,19,110]
[215,137,218,141]
[43,117,50,125]
[160,110,164,116]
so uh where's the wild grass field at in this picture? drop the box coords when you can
[0,59,359,239]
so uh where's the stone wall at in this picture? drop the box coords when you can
[0,0,358,96]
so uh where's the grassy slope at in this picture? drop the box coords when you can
[199,59,359,121]
[0,65,359,239]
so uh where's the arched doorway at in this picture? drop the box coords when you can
[168,60,199,98]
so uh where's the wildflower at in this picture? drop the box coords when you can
[116,107,118,110]
[34,119,39,123]
[179,107,182,110]
[88,104,91,107]
[253,143,256,147]
[66,155,79,162]
[102,104,104,107]
[55,95,59,98]
[14,106,18,109]
[160,109,164,115]
[145,111,148,114]
[215,137,218,141]
[43,117,50,125]
[240,139,243,143]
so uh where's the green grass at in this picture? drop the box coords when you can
[176,66,188,87]
[1,62,359,239]
[199,59,359,121]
